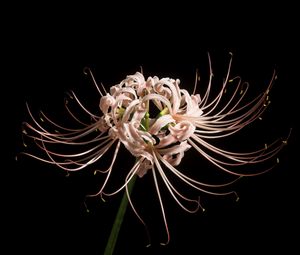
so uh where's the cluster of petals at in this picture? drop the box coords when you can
[99,71,202,177]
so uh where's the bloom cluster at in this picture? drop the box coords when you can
[22,54,290,243]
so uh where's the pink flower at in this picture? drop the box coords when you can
[21,54,290,244]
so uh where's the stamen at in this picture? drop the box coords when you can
[83,67,105,96]
[234,192,240,202]
[100,193,106,202]
[83,200,90,213]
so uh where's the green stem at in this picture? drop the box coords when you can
[103,175,137,255]
[104,109,151,254]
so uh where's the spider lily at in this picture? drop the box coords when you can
[21,53,290,245]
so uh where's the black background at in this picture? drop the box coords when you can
[5,3,299,255]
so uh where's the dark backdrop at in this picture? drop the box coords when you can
[5,3,299,255]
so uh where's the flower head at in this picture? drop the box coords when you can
[21,53,290,244]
